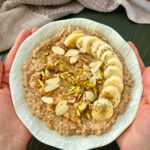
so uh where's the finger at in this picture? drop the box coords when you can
[142,67,150,104]
[0,60,3,88]
[31,27,38,33]
[127,41,145,74]
[3,28,31,84]
[4,28,31,73]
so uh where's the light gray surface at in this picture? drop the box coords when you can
[9,18,142,150]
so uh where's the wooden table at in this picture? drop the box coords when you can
[0,6,150,150]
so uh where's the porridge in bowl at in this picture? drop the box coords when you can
[22,26,133,136]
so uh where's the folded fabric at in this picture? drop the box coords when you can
[0,0,150,52]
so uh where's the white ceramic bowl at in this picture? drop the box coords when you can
[9,18,142,150]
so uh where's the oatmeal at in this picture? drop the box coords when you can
[22,26,133,136]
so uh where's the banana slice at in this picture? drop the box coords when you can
[76,36,84,48]
[76,36,87,53]
[106,57,122,70]
[104,66,123,80]
[103,75,123,93]
[71,30,83,34]
[100,85,121,108]
[92,98,113,121]
[64,32,85,47]
[101,50,117,63]
[91,39,104,56]
[80,36,99,54]
[96,43,112,58]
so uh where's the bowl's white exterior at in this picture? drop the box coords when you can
[9,18,142,150]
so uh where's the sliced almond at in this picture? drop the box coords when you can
[86,91,95,102]
[82,71,91,79]
[45,69,51,76]
[56,100,67,109]
[93,70,103,80]
[70,56,79,64]
[55,100,68,116]
[78,101,88,112]
[29,72,41,88]
[56,105,68,116]
[90,76,96,85]
[83,64,90,71]
[89,61,102,73]
[68,99,76,103]
[65,49,79,57]
[46,77,60,85]
[54,73,60,77]
[52,46,65,55]
[47,57,54,66]
[82,94,86,101]
[44,84,59,92]
[41,96,53,104]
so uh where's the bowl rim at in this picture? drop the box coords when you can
[9,18,143,150]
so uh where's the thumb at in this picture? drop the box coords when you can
[0,60,3,88]
[142,67,150,103]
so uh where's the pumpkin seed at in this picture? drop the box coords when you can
[59,60,65,64]
[60,74,65,79]
[83,80,90,85]
[93,87,98,99]
[42,52,49,56]
[87,83,95,87]
[86,112,91,120]
[76,86,80,93]
[77,68,84,71]
[37,79,44,87]
[97,80,102,84]
[41,71,45,77]
[66,91,74,96]
[76,108,81,117]
[40,59,45,63]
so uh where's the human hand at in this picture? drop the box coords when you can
[117,42,150,150]
[0,28,38,150]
